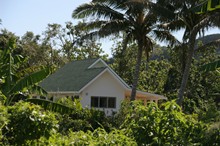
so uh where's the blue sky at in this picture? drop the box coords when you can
[0,0,89,35]
[0,0,219,56]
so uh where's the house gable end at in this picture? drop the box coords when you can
[79,68,129,93]
[88,58,108,69]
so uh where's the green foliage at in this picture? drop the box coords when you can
[0,91,6,104]
[166,44,220,113]
[195,99,220,123]
[0,103,8,145]
[194,0,220,14]
[56,96,82,110]
[2,101,58,145]
[58,107,111,134]
[27,98,74,115]
[0,35,51,105]
[111,40,172,94]
[25,128,137,146]
[200,59,220,72]
[43,22,108,64]
[202,122,220,146]
[142,60,172,94]
[20,31,52,67]
[0,2,219,145]
[120,101,206,145]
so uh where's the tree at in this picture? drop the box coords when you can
[43,22,107,63]
[111,38,171,94]
[156,0,220,105]
[72,0,177,100]
[20,31,51,66]
[0,31,76,115]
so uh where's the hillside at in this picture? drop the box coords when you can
[197,33,220,53]
[151,33,220,60]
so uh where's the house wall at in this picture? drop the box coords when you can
[80,71,125,116]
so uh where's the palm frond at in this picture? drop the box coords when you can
[150,1,176,20]
[158,20,185,32]
[152,30,180,46]
[92,0,127,10]
[124,0,149,9]
[72,3,124,20]
[98,20,130,35]
[27,98,74,114]
[191,0,208,14]
[79,21,108,31]
[77,20,130,41]
[122,32,133,54]
[191,14,213,36]
[143,12,157,27]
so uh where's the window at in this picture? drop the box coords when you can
[91,97,99,107]
[100,97,107,108]
[91,96,116,108]
[108,97,116,108]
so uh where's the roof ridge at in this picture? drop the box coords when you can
[87,66,107,70]
[70,58,99,63]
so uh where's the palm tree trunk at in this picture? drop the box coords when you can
[177,14,215,106]
[177,33,196,106]
[131,41,143,101]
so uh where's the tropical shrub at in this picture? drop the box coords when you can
[0,102,8,145]
[0,91,6,104]
[25,128,137,146]
[2,101,58,145]
[202,122,220,146]
[195,99,220,123]
[58,107,112,134]
[57,97,112,134]
[120,101,206,145]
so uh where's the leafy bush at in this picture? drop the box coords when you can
[3,101,58,145]
[120,100,206,145]
[58,107,112,134]
[57,98,112,134]
[0,102,8,145]
[25,128,137,145]
[202,122,220,146]
[0,91,6,104]
[195,99,220,123]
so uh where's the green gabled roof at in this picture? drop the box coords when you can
[39,58,106,92]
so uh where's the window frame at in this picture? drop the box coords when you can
[91,96,116,108]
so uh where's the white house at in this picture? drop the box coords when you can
[40,58,167,115]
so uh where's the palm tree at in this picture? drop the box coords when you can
[157,0,219,105]
[72,0,177,100]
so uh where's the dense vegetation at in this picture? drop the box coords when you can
[0,0,220,145]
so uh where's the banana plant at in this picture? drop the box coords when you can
[193,0,220,14]
[0,37,50,105]
[200,59,220,72]
[0,37,75,115]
